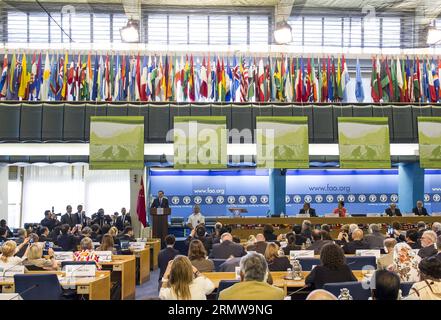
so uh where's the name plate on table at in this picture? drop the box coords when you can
[432,212,441,216]
[129,242,146,251]
[356,250,381,258]
[65,265,96,277]
[92,242,101,248]
[290,250,314,260]
[0,293,23,300]
[156,208,164,215]
[0,265,25,277]
[296,214,310,218]
[54,251,74,261]
[95,251,112,262]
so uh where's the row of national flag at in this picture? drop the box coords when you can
[0,52,360,103]
[371,56,441,103]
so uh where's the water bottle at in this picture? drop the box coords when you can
[306,238,311,248]
[286,268,292,280]
[280,212,285,218]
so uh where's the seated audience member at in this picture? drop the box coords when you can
[97,224,111,242]
[40,210,60,231]
[56,224,79,251]
[159,255,214,300]
[292,225,307,246]
[211,222,223,244]
[413,201,429,216]
[301,220,313,240]
[407,256,441,300]
[335,224,350,245]
[417,221,428,239]
[49,225,62,242]
[389,221,405,242]
[405,229,421,249]
[333,201,347,217]
[209,233,246,259]
[246,235,257,248]
[79,227,93,241]
[90,224,101,242]
[283,232,301,255]
[0,241,24,267]
[37,227,50,242]
[23,244,58,271]
[0,227,9,243]
[342,228,369,254]
[186,205,205,230]
[158,235,180,286]
[321,231,333,241]
[16,229,27,244]
[364,223,385,249]
[74,237,99,264]
[246,234,267,255]
[118,226,136,242]
[0,220,13,238]
[16,233,39,258]
[299,202,317,217]
[188,240,214,272]
[263,224,277,242]
[385,203,402,217]
[321,224,331,233]
[308,230,333,255]
[305,243,357,289]
[96,234,116,254]
[418,230,438,259]
[306,289,337,300]
[265,243,291,271]
[377,238,397,270]
[390,242,421,282]
[108,226,120,244]
[218,256,242,272]
[233,236,241,244]
[219,252,285,300]
[185,225,212,253]
[432,222,441,237]
[371,270,401,300]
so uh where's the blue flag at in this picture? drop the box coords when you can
[91,55,98,101]
[355,58,364,102]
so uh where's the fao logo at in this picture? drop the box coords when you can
[183,196,191,205]
[337,195,345,202]
[433,194,441,202]
[304,195,312,203]
[194,196,202,204]
[347,195,356,203]
[424,194,430,202]
[369,194,377,202]
[250,196,258,204]
[293,195,302,203]
[390,194,398,202]
[285,195,290,203]
[380,194,388,203]
[171,196,180,205]
[239,196,247,204]
[205,196,213,204]
[326,195,334,203]
[260,195,269,204]
[359,195,366,203]
[227,196,236,204]
[216,196,224,204]
[315,195,323,203]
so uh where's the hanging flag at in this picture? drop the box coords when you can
[284,57,293,102]
[240,56,248,102]
[136,176,147,228]
[113,54,121,101]
[413,58,421,102]
[396,57,404,102]
[257,58,265,102]
[199,57,208,100]
[321,57,327,102]
[140,55,148,101]
[336,56,342,101]
[18,54,28,100]
[432,58,439,102]
[0,54,9,97]
[91,55,99,101]
[135,54,141,101]
[295,57,302,102]
[328,57,334,102]
[225,58,233,102]
[232,56,240,102]
[311,57,318,102]
[341,55,350,102]
[355,58,364,103]
[427,59,436,102]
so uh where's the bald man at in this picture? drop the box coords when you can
[306,289,337,300]
[246,234,268,255]
[342,228,369,254]
[209,232,246,259]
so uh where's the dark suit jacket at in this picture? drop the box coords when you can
[56,234,79,251]
[115,215,132,231]
[385,208,402,216]
[151,197,169,208]
[91,215,112,227]
[308,240,333,255]
[305,265,357,289]
[40,218,59,231]
[246,241,268,255]
[209,240,246,259]
[60,213,80,228]
[342,240,370,254]
[158,247,180,280]
[412,207,429,216]
[299,208,317,217]
[418,244,438,259]
[364,232,386,249]
[185,235,213,253]
[267,256,292,271]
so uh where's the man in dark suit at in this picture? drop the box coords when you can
[246,234,268,255]
[343,228,369,254]
[364,223,386,249]
[299,203,317,217]
[75,205,90,227]
[412,201,429,216]
[56,224,79,251]
[61,205,80,228]
[158,235,180,289]
[91,208,112,227]
[40,210,60,231]
[115,207,132,231]
[308,229,333,254]
[151,190,169,208]
[209,233,246,259]
[418,230,438,259]
[385,203,402,216]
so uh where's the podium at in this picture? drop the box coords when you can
[150,208,171,242]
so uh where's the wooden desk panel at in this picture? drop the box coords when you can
[101,255,136,300]
[146,239,161,270]
[133,247,150,285]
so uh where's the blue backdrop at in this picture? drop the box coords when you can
[149,168,441,218]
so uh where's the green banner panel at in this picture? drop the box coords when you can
[256,116,309,168]
[418,117,441,168]
[338,117,391,168]
[174,116,227,169]
[89,116,144,170]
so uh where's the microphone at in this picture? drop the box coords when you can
[8,284,38,300]
[288,284,311,296]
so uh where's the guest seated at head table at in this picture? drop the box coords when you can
[23,244,58,271]
[246,234,267,255]
[159,255,214,300]
[218,252,285,300]
[188,239,214,273]
[264,242,291,272]
[299,202,317,217]
[385,203,402,217]
[96,234,117,254]
[333,200,347,217]
[305,243,357,289]
[405,256,441,300]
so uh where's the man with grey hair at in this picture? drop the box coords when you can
[364,223,386,249]
[209,232,246,259]
[377,238,397,270]
[218,252,285,300]
[432,222,441,237]
[385,203,402,216]
[418,230,438,258]
[306,289,337,300]
[412,201,429,216]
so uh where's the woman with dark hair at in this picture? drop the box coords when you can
[305,243,357,289]
[282,232,301,255]
[263,224,277,242]
[406,257,441,300]
[188,239,214,272]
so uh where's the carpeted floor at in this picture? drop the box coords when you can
[135,269,161,300]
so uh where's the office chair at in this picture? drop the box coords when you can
[323,281,371,300]
[346,256,377,270]
[400,282,415,297]
[216,280,239,300]
[14,274,63,300]
[212,259,227,272]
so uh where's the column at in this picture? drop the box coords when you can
[0,165,7,222]
[398,162,425,213]
[269,168,286,216]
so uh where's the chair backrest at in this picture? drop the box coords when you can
[212,259,227,272]
[14,274,62,300]
[400,282,415,297]
[323,281,371,300]
[297,258,321,271]
[216,280,239,300]
[346,256,377,270]
[61,261,96,268]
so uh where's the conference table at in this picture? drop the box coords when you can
[203,270,367,296]
[100,255,136,300]
[145,239,161,270]
[0,271,111,300]
[132,247,151,285]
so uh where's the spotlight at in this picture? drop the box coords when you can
[274,20,292,44]
[120,19,140,43]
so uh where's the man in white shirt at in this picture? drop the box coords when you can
[187,205,205,229]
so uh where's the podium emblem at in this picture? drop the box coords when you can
[315,195,323,203]
[250,196,258,204]
[205,196,213,204]
[293,195,302,203]
[216,196,224,204]
[227,196,236,204]
[358,194,366,202]
[326,195,334,203]
[260,195,269,204]
[171,196,180,205]
[347,194,355,203]
[183,196,191,205]
[239,196,247,204]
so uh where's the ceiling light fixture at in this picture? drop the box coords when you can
[120,19,140,43]
[274,20,292,44]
